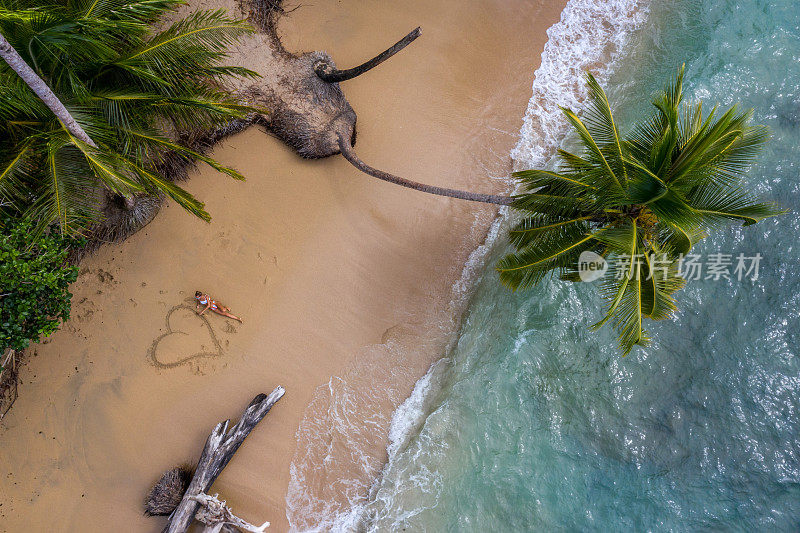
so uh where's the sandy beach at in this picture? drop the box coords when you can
[0,1,565,531]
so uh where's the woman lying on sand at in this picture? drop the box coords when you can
[195,291,243,323]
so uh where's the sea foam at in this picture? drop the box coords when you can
[512,0,649,170]
[286,0,650,530]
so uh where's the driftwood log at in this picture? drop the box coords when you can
[148,387,284,533]
[191,492,270,532]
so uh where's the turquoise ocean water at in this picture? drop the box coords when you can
[358,1,800,530]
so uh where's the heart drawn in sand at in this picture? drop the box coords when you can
[147,304,223,369]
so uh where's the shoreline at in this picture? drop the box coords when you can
[0,1,566,531]
[287,0,652,528]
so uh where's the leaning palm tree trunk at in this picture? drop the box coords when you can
[315,27,422,83]
[0,31,96,148]
[336,134,513,206]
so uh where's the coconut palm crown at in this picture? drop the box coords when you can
[498,66,784,355]
[0,0,259,235]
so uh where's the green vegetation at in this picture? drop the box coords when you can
[0,0,258,235]
[0,218,81,352]
[499,67,783,354]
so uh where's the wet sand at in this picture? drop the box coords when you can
[0,1,565,531]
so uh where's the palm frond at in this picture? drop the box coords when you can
[498,227,608,290]
[654,220,706,255]
[115,10,253,85]
[508,214,593,249]
[668,106,751,187]
[67,135,144,195]
[648,188,704,230]
[560,106,625,193]
[623,156,668,204]
[26,136,101,234]
[510,191,594,219]
[0,140,36,209]
[124,129,245,180]
[582,72,627,185]
[592,220,638,330]
[74,0,181,24]
[688,184,785,226]
[128,163,210,221]
[611,273,649,355]
[639,248,683,320]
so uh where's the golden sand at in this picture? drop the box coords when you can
[0,1,565,530]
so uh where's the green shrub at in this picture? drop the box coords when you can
[1,219,81,352]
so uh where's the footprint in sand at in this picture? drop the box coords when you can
[147,305,223,369]
[72,297,97,323]
[96,269,114,284]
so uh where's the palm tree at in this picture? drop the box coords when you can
[498,66,783,354]
[0,0,259,235]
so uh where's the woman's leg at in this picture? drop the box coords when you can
[220,311,243,323]
[211,307,243,323]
